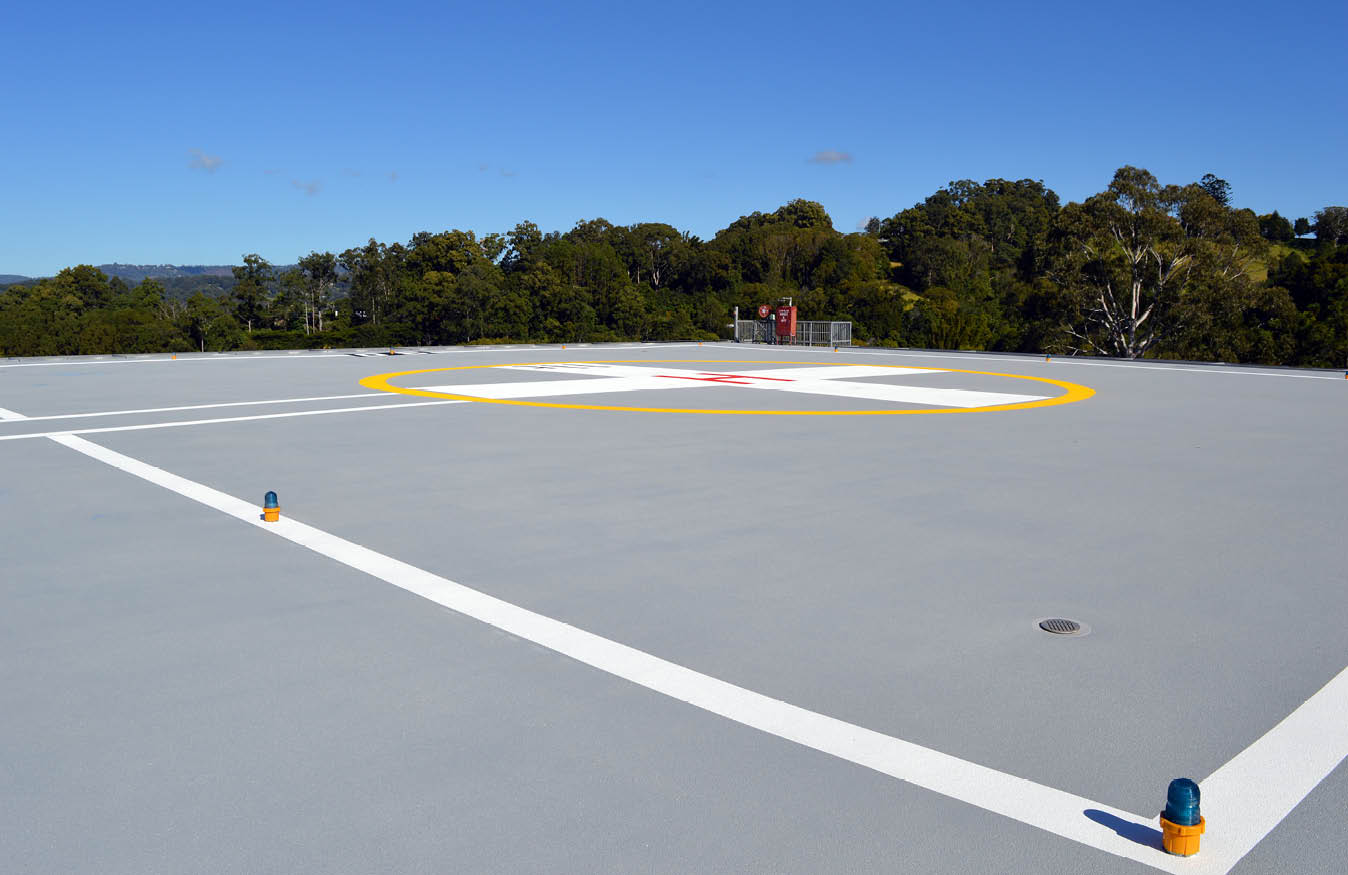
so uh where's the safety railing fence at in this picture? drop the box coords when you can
[734,320,852,346]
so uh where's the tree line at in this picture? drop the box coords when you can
[2,167,1344,366]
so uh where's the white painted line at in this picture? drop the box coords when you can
[1197,664,1348,870]
[0,393,384,423]
[414,376,695,399]
[0,406,30,420]
[0,352,362,368]
[0,343,709,369]
[43,432,1188,873]
[761,378,1047,408]
[0,399,465,442]
[726,365,942,380]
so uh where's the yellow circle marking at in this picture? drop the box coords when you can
[359,360,1094,415]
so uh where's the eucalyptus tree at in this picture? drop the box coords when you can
[1050,167,1196,357]
[296,251,338,334]
[1051,167,1264,358]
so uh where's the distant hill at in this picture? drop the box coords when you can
[97,263,236,282]
[2,263,308,300]
[3,264,301,282]
[2,264,236,283]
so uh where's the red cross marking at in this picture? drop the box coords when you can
[654,372,796,385]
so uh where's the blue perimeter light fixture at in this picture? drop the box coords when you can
[1163,778,1201,826]
[262,490,281,522]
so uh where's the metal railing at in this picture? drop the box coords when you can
[735,320,852,346]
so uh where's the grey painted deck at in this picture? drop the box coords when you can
[2,343,1344,873]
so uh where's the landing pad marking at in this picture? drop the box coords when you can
[359,360,1096,415]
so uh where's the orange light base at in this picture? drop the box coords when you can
[1160,815,1204,856]
[263,507,281,523]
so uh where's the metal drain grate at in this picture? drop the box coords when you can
[1039,618,1083,635]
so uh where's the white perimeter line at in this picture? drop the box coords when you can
[0,343,707,369]
[0,352,365,368]
[1197,663,1348,866]
[0,399,465,442]
[728,345,1345,380]
[41,435,1311,875]
[0,406,28,420]
[0,393,386,423]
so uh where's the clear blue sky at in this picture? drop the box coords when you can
[4,0,1345,276]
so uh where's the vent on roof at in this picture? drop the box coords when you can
[1038,618,1088,636]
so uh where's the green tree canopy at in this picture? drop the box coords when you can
[1313,207,1348,245]
[231,253,273,332]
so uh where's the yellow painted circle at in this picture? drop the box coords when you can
[359,360,1095,415]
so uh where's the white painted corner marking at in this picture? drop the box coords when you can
[1198,663,1348,866]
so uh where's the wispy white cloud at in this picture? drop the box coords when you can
[188,149,223,172]
[292,179,322,196]
[808,150,853,165]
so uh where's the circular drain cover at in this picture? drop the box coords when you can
[1039,618,1084,635]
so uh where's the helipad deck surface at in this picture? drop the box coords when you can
[2,343,1345,874]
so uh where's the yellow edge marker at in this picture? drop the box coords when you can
[359,360,1095,416]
